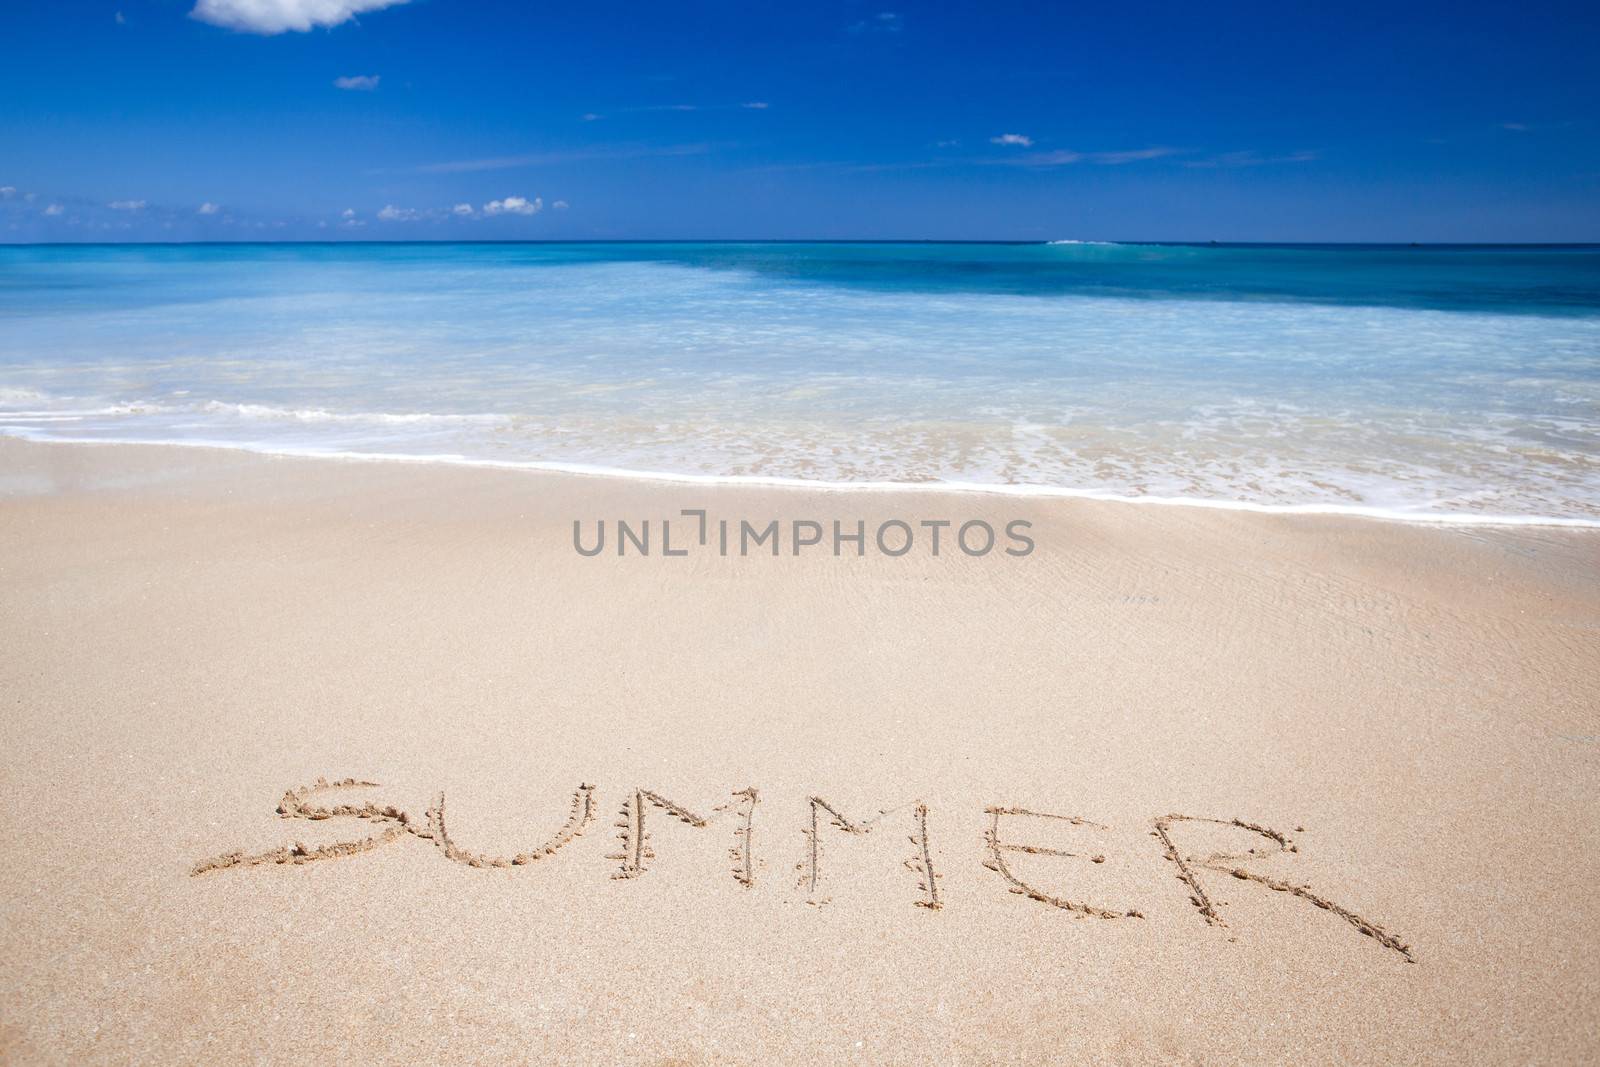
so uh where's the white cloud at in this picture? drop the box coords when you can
[990,133,1033,147]
[581,112,603,122]
[743,101,769,110]
[341,208,357,218]
[452,203,475,216]
[482,196,542,216]
[190,0,410,35]
[44,204,64,216]
[334,74,380,91]
[0,186,15,198]
[108,199,147,211]
[552,200,569,210]
[198,202,221,215]
[377,204,419,221]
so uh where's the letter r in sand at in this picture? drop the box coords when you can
[1152,815,1414,961]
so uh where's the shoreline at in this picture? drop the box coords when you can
[5,430,1596,529]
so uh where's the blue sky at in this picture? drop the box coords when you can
[2,0,1597,242]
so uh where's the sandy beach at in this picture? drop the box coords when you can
[1,435,1597,1064]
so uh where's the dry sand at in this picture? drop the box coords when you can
[1,436,1598,1064]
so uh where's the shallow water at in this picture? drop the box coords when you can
[1,241,1597,522]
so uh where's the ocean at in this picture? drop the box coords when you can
[1,241,1597,523]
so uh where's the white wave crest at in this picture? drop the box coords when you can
[200,401,504,425]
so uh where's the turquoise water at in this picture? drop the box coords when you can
[2,241,1598,522]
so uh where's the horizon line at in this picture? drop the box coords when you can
[5,239,1600,249]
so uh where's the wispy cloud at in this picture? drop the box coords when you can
[999,146,1181,166]
[622,101,770,115]
[44,204,64,216]
[190,0,409,35]
[1430,119,1575,146]
[990,133,1034,147]
[452,203,475,217]
[334,74,380,91]
[552,200,569,210]
[1183,149,1319,168]
[1089,146,1181,164]
[0,186,15,198]
[849,11,903,34]
[483,196,542,216]
[414,142,711,174]
[108,199,146,211]
[1497,119,1577,133]
[198,202,220,215]
[576,102,769,121]
[1024,147,1177,167]
[755,143,1181,177]
[377,204,419,221]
